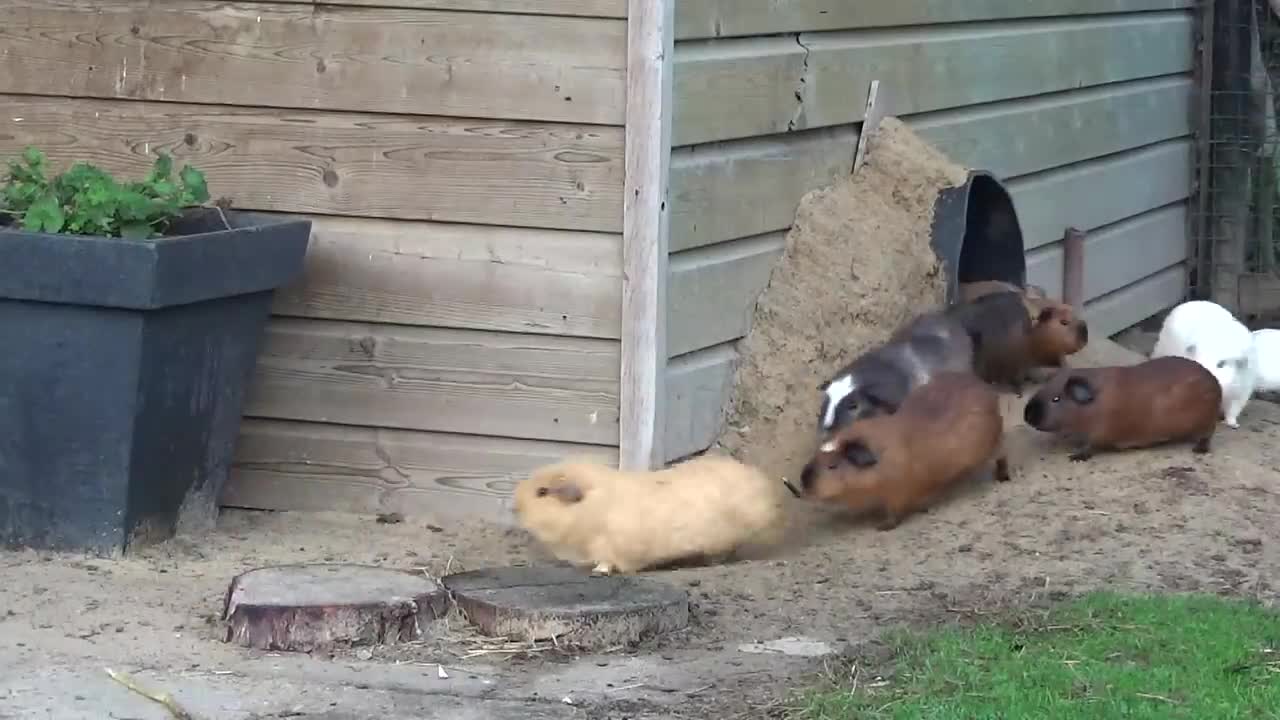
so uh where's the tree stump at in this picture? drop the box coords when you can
[222,564,448,652]
[443,565,689,651]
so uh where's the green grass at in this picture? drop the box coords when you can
[794,592,1280,720]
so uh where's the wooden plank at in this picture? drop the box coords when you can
[667,233,787,357]
[1025,203,1188,301]
[226,419,618,522]
[675,13,1193,145]
[273,0,625,17]
[1009,138,1192,250]
[243,319,621,446]
[662,343,736,463]
[618,0,674,471]
[912,76,1193,181]
[0,96,623,232]
[669,126,856,252]
[269,216,622,338]
[673,37,808,147]
[676,0,1194,39]
[669,83,1190,253]
[1083,264,1187,337]
[0,1,626,125]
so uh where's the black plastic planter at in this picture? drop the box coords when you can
[928,169,1029,304]
[0,208,310,556]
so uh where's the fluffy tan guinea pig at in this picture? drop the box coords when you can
[513,454,788,575]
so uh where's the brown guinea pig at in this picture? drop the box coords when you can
[1027,301,1089,368]
[1022,356,1223,461]
[797,371,1011,530]
[958,280,1050,308]
[946,291,1089,395]
[513,454,787,575]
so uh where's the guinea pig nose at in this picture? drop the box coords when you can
[799,462,816,489]
[1023,400,1042,426]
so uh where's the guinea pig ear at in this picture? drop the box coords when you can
[1064,376,1095,405]
[1036,307,1056,324]
[1185,343,1196,356]
[842,440,878,469]
[544,483,584,504]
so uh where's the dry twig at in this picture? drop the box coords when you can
[104,668,195,720]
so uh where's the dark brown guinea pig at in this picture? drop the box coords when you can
[946,291,1089,395]
[798,371,1011,530]
[1022,356,1222,462]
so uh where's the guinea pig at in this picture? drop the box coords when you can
[817,310,975,435]
[799,371,1011,531]
[512,454,787,575]
[1150,300,1258,428]
[946,291,1089,395]
[958,280,1051,309]
[1252,328,1280,393]
[1022,356,1222,461]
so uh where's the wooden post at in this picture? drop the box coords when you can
[619,0,674,471]
[851,80,888,175]
[1062,226,1086,310]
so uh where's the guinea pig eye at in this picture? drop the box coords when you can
[1051,395,1061,403]
[1060,318,1070,326]
[1217,360,1228,369]
[535,487,549,497]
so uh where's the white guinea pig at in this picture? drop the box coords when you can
[1151,300,1258,428]
[1253,328,1280,393]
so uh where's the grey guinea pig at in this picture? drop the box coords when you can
[817,310,975,436]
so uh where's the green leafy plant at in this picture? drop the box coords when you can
[0,146,210,239]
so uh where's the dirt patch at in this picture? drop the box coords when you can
[2,399,1280,716]
[712,116,968,484]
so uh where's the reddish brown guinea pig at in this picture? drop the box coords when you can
[797,371,1011,530]
[1022,356,1223,461]
[946,291,1089,395]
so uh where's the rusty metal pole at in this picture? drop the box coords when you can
[1062,226,1086,309]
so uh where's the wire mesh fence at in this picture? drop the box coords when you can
[1193,0,1280,316]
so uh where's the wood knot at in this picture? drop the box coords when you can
[322,168,340,188]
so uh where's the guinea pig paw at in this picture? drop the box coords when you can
[590,562,614,576]
[1225,419,1241,429]
[1068,450,1093,463]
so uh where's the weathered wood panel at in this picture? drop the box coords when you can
[1083,264,1187,338]
[675,13,1193,145]
[0,1,626,125]
[676,0,1193,39]
[662,343,736,463]
[667,233,786,357]
[271,216,622,338]
[0,97,623,232]
[226,419,617,521]
[669,126,856,253]
[274,0,625,17]
[670,80,1189,252]
[1026,203,1188,301]
[913,77,1192,180]
[1009,139,1192,250]
[244,319,621,445]
[619,0,675,470]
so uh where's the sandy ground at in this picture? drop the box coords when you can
[3,383,1280,718]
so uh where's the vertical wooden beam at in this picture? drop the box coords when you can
[619,0,674,471]
[1062,226,1086,310]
